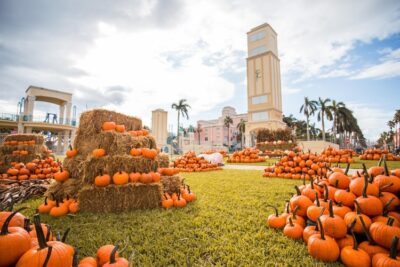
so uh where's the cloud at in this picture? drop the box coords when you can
[351,48,400,79]
[282,87,301,95]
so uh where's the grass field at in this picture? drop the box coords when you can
[336,157,400,169]
[16,170,342,266]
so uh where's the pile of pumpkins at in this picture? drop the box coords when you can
[94,169,175,187]
[227,148,266,163]
[266,159,400,266]
[360,149,400,161]
[0,210,129,266]
[263,149,287,157]
[320,147,357,164]
[162,184,197,209]
[37,196,79,217]
[263,151,329,180]
[2,158,61,180]
[173,151,222,172]
[3,139,37,146]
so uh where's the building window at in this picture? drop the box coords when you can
[252,111,269,121]
[205,137,208,141]
[252,95,268,105]
[250,45,267,56]
[250,31,266,42]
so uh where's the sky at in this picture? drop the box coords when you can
[0,0,399,141]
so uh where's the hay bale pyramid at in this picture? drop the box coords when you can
[47,109,184,212]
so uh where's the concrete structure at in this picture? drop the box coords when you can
[0,86,77,154]
[151,109,168,147]
[245,23,286,146]
[297,141,339,154]
[194,106,247,148]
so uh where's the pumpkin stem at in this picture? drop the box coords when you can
[42,246,52,267]
[285,201,290,214]
[302,175,306,185]
[45,224,52,241]
[24,218,31,232]
[73,248,79,267]
[383,156,389,176]
[0,207,26,235]
[359,215,375,245]
[354,200,362,215]
[323,184,328,202]
[310,177,314,189]
[288,217,294,227]
[328,200,334,218]
[389,236,399,259]
[69,144,73,151]
[361,173,368,199]
[61,228,70,243]
[294,185,301,196]
[109,245,119,264]
[349,228,358,250]
[317,218,325,240]
[33,214,48,250]
[378,156,383,167]
[44,197,48,205]
[292,205,299,219]
[356,171,361,177]
[362,164,372,183]
[267,205,279,217]
[379,183,394,196]
[387,217,394,226]
[345,163,350,175]
[382,198,395,217]
[315,192,320,207]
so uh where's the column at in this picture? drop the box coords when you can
[63,130,69,154]
[65,102,72,125]
[57,132,63,154]
[25,96,36,121]
[59,103,65,124]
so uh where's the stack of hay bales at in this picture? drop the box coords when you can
[0,134,52,173]
[47,109,181,212]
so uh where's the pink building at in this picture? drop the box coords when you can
[195,107,247,148]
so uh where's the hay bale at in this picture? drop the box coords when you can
[157,153,170,168]
[77,109,142,136]
[63,157,84,178]
[4,134,44,144]
[78,183,162,212]
[74,132,157,158]
[161,175,183,195]
[82,155,159,184]
[45,178,82,200]
[3,154,38,165]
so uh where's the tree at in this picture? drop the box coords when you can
[299,97,317,141]
[329,100,345,143]
[317,97,333,141]
[171,99,190,152]
[236,119,246,149]
[224,116,233,147]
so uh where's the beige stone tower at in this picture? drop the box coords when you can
[245,23,286,146]
[151,109,168,147]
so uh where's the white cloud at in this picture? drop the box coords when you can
[282,87,301,95]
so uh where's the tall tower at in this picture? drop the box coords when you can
[151,109,168,148]
[245,23,285,146]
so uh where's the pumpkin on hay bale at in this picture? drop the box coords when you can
[78,183,163,212]
[4,133,44,143]
[161,175,183,195]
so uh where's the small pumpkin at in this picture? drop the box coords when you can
[97,244,120,266]
[66,145,78,158]
[103,245,129,267]
[369,217,400,250]
[162,194,173,209]
[53,167,70,182]
[129,148,142,157]
[340,227,371,267]
[266,205,287,229]
[320,200,347,239]
[102,121,116,131]
[95,172,111,187]
[372,236,400,267]
[129,172,141,183]
[283,217,303,240]
[307,218,340,262]
[112,171,129,185]
[38,197,55,214]
[92,148,106,158]
[115,125,126,133]
[49,200,69,217]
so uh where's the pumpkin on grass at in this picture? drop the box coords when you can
[162,194,173,209]
[356,174,383,217]
[38,197,55,214]
[320,200,347,239]
[103,245,129,267]
[182,185,196,202]
[307,218,340,262]
[372,236,400,267]
[16,214,73,267]
[79,256,98,267]
[49,200,69,217]
[266,205,287,229]
[340,227,371,267]
[358,215,389,258]
[307,193,328,222]
[285,206,306,227]
[0,208,31,267]
[173,192,187,208]
[289,185,313,217]
[283,217,303,240]
[97,244,120,266]
[0,206,26,228]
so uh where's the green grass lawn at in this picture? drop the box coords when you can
[17,170,342,266]
[335,157,400,169]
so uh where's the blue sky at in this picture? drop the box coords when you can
[0,0,399,141]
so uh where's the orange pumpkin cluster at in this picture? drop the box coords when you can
[162,185,197,209]
[2,158,61,180]
[38,196,79,217]
[266,160,400,265]
[173,151,222,172]
[3,140,36,146]
[264,149,286,157]
[320,147,356,164]
[94,170,165,187]
[101,120,149,138]
[263,151,329,180]
[78,244,129,267]
[227,148,266,163]
[360,149,400,161]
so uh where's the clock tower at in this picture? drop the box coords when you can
[245,23,286,146]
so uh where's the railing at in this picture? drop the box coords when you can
[0,113,77,126]
[0,113,18,121]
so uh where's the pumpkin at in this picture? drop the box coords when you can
[182,185,196,202]
[49,200,69,217]
[344,200,372,234]
[150,172,161,183]
[378,190,399,212]
[328,169,350,189]
[97,244,120,266]
[334,189,356,208]
[16,214,73,267]
[68,201,79,214]
[66,145,78,158]
[38,197,55,214]
[332,202,351,219]
[79,256,98,267]
[356,174,383,217]
[54,167,70,182]
[115,125,126,133]
[340,228,371,267]
[266,205,287,229]
[95,173,111,187]
[372,198,400,227]
[129,172,141,183]
[289,186,313,217]
[113,171,129,185]
[307,193,328,222]
[358,215,389,258]
[372,158,400,193]
[173,192,187,208]
[140,173,153,184]
[0,207,26,228]
[303,222,319,244]
[307,218,340,262]
[0,208,31,267]
[92,148,106,158]
[285,206,306,227]
[162,194,174,209]
[369,217,400,250]
[102,245,129,267]
[283,218,303,240]
[102,121,116,131]
[142,148,158,159]
[129,148,142,157]
[301,178,321,201]
[372,236,400,267]
[350,166,379,197]
[320,200,347,239]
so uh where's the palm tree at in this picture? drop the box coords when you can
[299,97,317,141]
[317,97,333,141]
[171,99,190,152]
[224,116,233,147]
[328,100,345,143]
[236,119,246,149]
